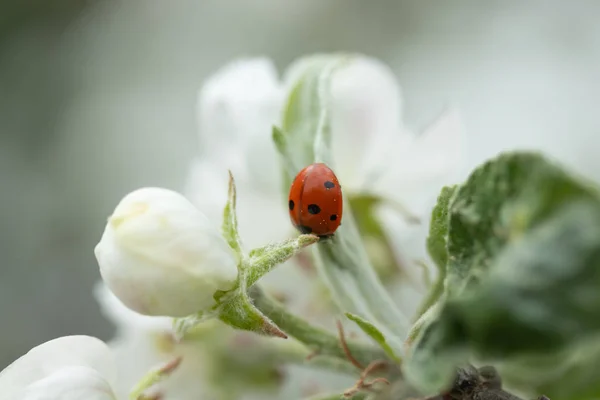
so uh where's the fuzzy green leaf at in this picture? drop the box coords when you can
[426,185,457,271]
[222,171,243,256]
[345,312,401,363]
[445,152,598,295]
[499,338,600,400]
[273,54,408,354]
[218,290,288,339]
[405,152,600,395]
[414,185,458,319]
[349,194,412,282]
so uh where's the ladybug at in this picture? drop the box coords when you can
[288,162,343,238]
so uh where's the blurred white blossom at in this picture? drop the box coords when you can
[186,58,287,248]
[95,187,238,317]
[0,335,117,400]
[94,283,210,400]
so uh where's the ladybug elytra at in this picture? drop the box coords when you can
[288,163,343,238]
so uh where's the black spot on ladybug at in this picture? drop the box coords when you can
[330,214,337,221]
[324,181,335,189]
[298,225,312,234]
[307,204,321,214]
[289,200,295,211]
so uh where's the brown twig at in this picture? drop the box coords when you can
[335,319,391,397]
[142,395,164,400]
[160,357,182,374]
[343,360,391,397]
[336,319,364,369]
[305,349,320,361]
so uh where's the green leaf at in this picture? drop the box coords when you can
[172,310,214,340]
[349,194,409,282]
[273,54,408,355]
[218,289,288,339]
[499,338,600,400]
[345,312,401,363]
[405,152,600,394]
[426,185,457,271]
[281,55,348,167]
[413,185,458,319]
[274,55,348,190]
[445,152,598,295]
[222,171,243,257]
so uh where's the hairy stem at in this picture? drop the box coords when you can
[249,285,389,367]
[412,268,445,322]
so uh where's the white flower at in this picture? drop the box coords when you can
[185,56,466,300]
[94,282,211,400]
[187,58,287,247]
[95,187,238,317]
[0,335,117,400]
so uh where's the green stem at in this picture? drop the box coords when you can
[249,286,388,367]
[405,302,440,349]
[245,235,318,288]
[128,358,181,400]
[268,338,358,375]
[412,270,445,322]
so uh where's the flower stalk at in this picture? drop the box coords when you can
[249,285,390,368]
[129,357,182,400]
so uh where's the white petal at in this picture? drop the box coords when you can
[0,336,115,398]
[184,158,231,228]
[106,324,211,400]
[185,157,290,250]
[373,108,467,215]
[94,281,173,334]
[196,58,283,195]
[17,367,116,400]
[235,189,292,249]
[329,56,405,189]
[281,53,334,90]
[95,187,238,317]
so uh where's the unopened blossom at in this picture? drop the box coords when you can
[0,335,117,400]
[95,187,238,317]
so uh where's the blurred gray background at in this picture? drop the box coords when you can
[1,0,599,368]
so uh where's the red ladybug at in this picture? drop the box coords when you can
[288,163,343,238]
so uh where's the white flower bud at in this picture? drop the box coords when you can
[94,187,238,317]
